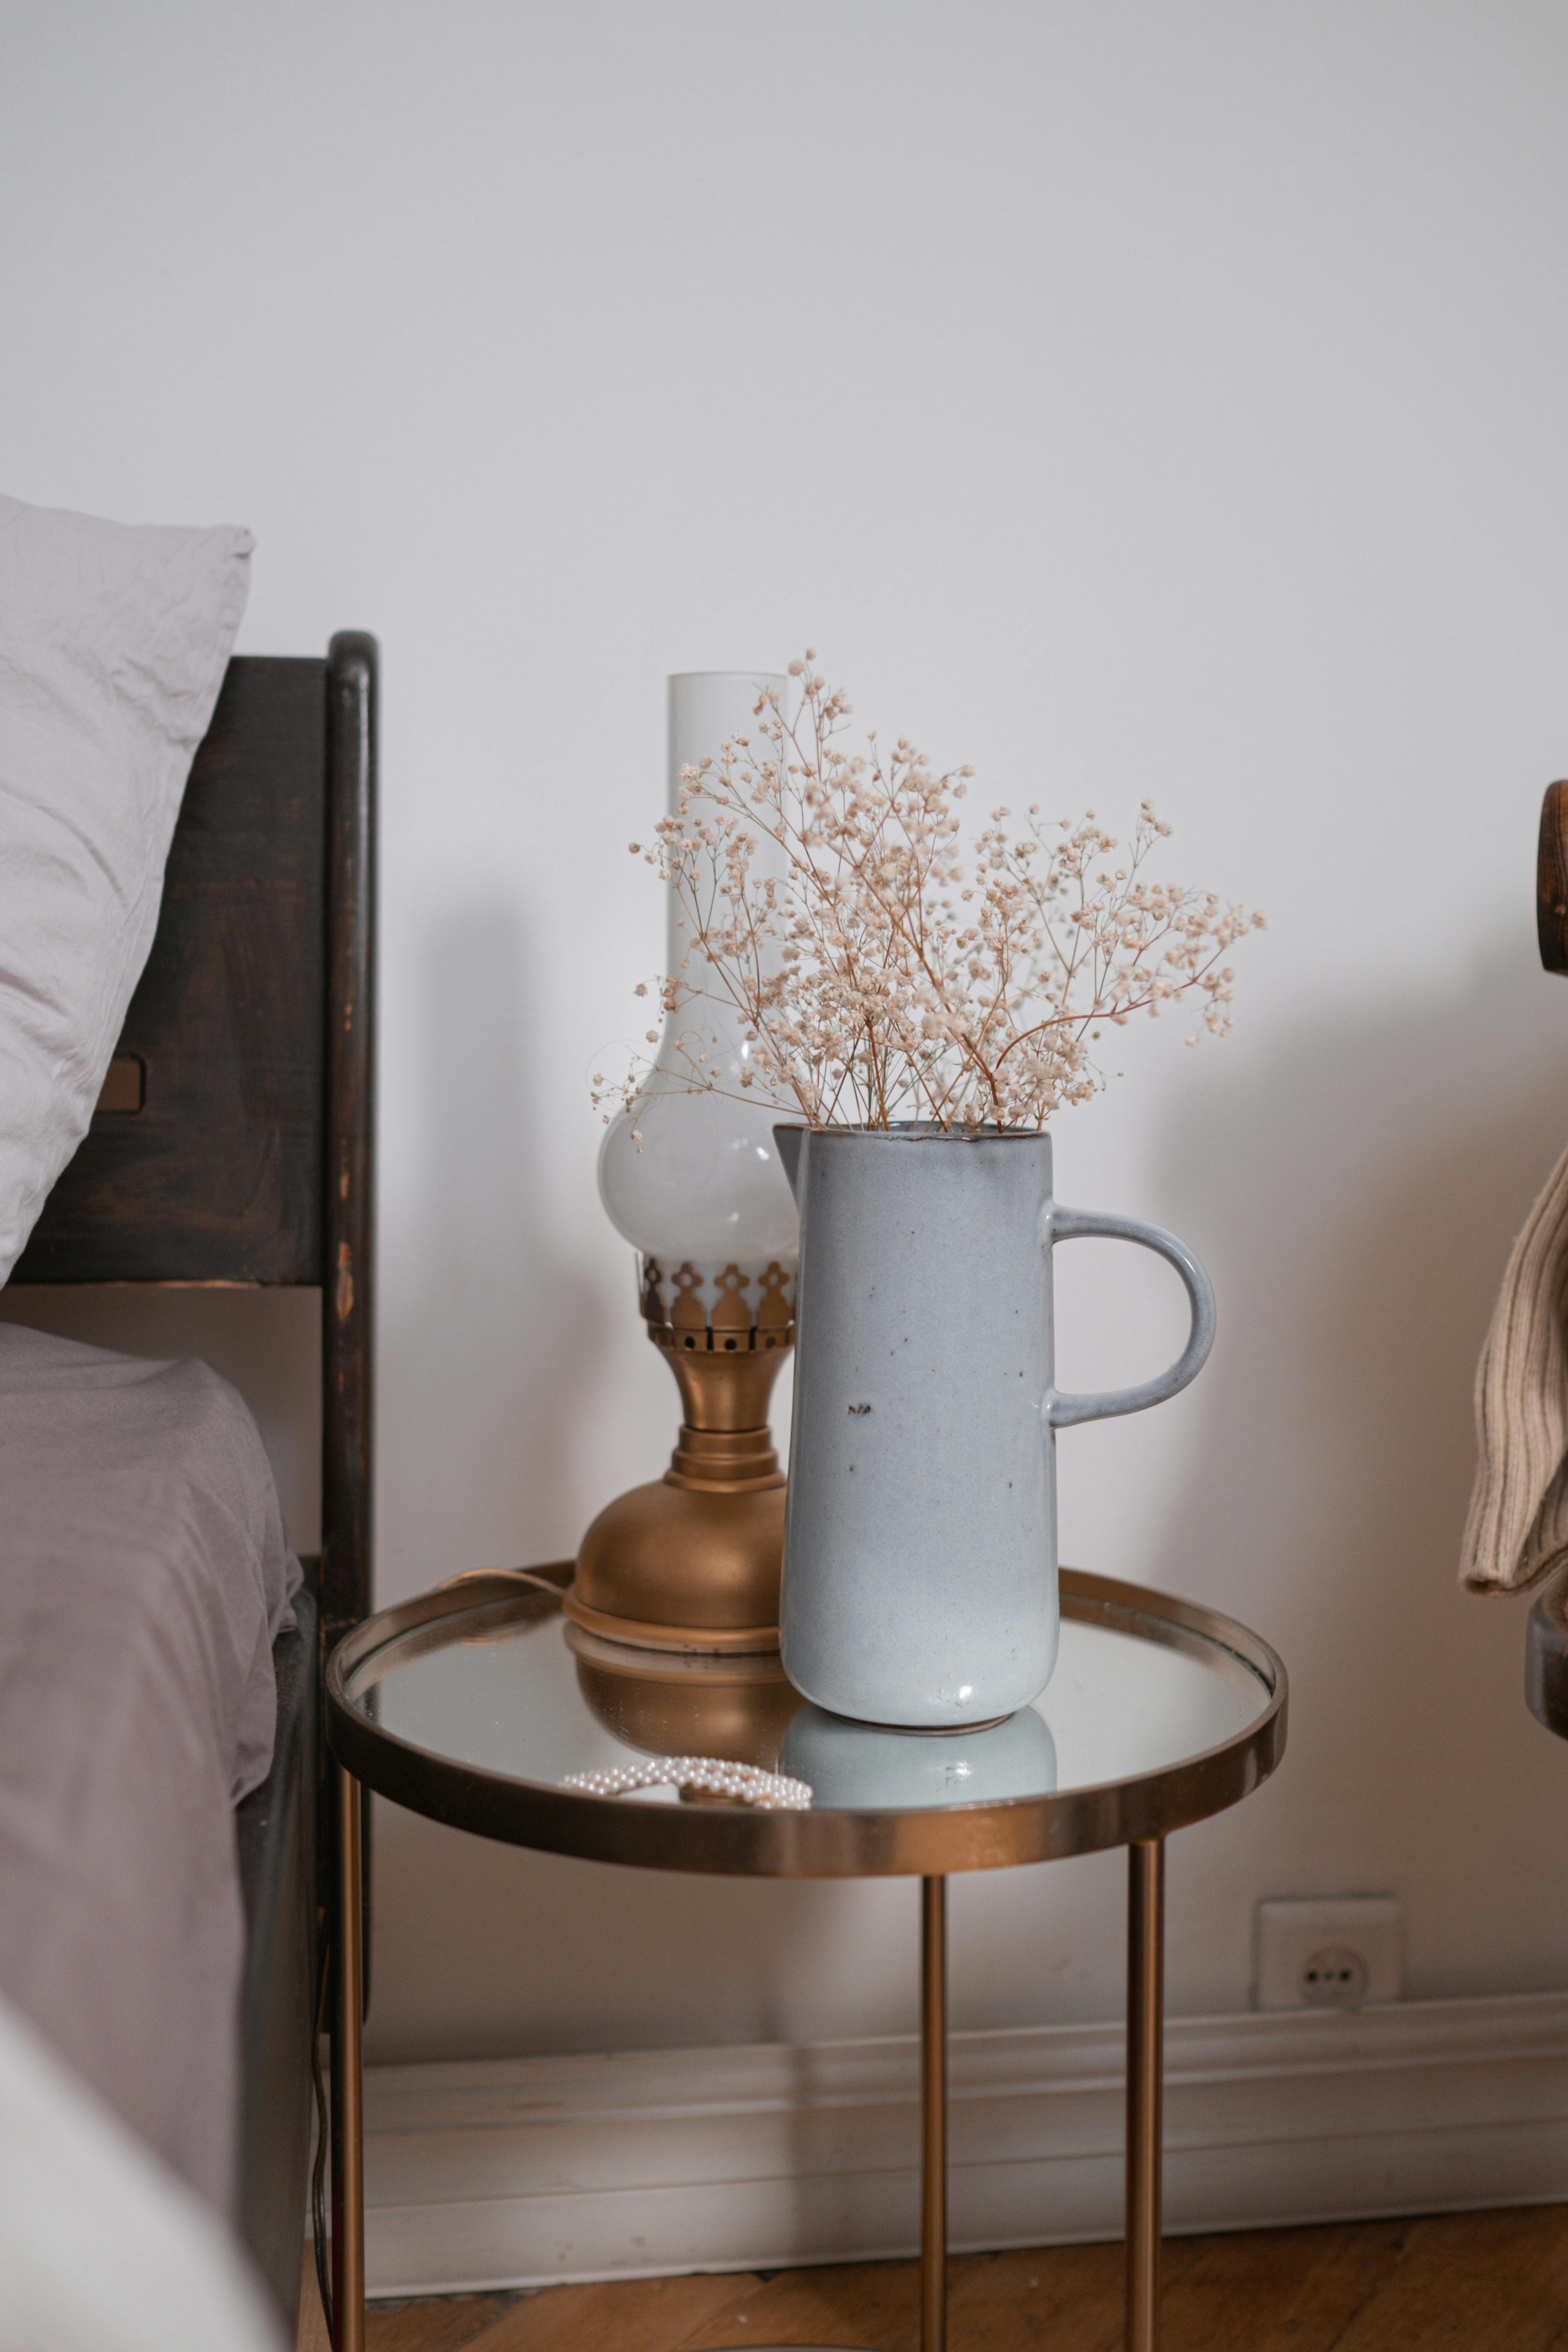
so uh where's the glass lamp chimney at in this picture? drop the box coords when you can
[597,672,798,1288]
[575,671,799,1655]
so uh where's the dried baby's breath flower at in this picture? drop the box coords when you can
[591,657,1264,1132]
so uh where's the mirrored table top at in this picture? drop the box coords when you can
[326,1568,1286,1879]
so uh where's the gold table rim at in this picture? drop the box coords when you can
[323,1566,1287,1877]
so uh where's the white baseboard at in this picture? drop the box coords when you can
[362,1992,1568,2299]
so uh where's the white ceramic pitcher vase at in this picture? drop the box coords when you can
[772,1124,1215,1728]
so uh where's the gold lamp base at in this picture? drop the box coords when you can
[568,1260,794,1654]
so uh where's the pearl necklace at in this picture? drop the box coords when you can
[561,1756,813,1810]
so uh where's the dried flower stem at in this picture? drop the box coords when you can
[595,655,1264,1132]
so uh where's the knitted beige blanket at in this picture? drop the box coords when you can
[1463,1138,1568,1591]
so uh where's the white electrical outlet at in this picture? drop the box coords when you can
[1254,1896,1403,2011]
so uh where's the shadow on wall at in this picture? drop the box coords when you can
[1157,934,1568,1995]
[368,901,914,2066]
[381,900,607,1585]
[369,904,897,2064]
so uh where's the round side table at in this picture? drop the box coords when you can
[323,1566,1286,2352]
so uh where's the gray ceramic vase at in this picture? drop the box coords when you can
[772,1124,1215,1728]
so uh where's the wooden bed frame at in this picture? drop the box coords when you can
[12,633,377,2328]
[1527,780,1568,1745]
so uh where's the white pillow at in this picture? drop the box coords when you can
[0,494,252,1286]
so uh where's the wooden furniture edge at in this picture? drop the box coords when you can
[1537,780,1568,974]
[321,630,377,1651]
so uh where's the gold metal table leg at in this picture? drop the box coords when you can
[921,1875,947,2352]
[331,1759,366,2352]
[717,1878,946,2352]
[1124,1837,1165,2352]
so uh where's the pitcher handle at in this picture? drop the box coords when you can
[1045,1206,1216,1429]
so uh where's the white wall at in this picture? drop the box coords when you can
[5,0,1568,2067]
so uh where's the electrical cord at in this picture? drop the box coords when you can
[311,1948,333,2341]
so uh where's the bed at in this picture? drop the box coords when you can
[3,631,377,2334]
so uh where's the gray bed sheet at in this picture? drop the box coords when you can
[0,1324,299,2206]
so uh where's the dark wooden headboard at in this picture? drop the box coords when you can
[14,633,377,1649]
[1539,779,1568,975]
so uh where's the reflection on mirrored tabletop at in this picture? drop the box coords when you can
[780,1701,1057,1810]
[566,1621,805,1770]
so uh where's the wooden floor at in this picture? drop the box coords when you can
[297,2204,1568,2351]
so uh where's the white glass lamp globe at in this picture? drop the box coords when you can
[598,672,799,1319]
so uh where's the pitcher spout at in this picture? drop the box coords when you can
[772,1123,806,1202]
